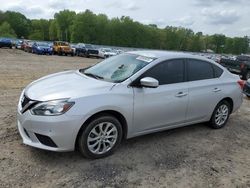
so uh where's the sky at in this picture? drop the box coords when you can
[0,0,249,37]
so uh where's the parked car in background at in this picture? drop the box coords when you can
[243,79,250,98]
[32,42,53,55]
[53,41,74,56]
[0,38,13,48]
[75,43,87,57]
[17,51,243,159]
[115,49,124,55]
[21,40,28,50]
[15,40,23,49]
[24,41,34,53]
[99,48,117,58]
[220,55,250,80]
[85,44,99,58]
[70,44,77,56]
[75,43,99,58]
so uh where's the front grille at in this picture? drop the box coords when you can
[21,95,30,108]
[35,133,58,148]
[20,95,38,114]
[89,50,98,54]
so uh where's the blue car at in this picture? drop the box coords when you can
[32,42,53,55]
[0,38,12,48]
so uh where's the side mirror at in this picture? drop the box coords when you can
[140,77,159,88]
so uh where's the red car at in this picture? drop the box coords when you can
[24,41,34,53]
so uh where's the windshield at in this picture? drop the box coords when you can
[81,53,155,83]
[37,42,49,47]
[86,44,93,49]
[103,48,111,52]
[237,55,250,61]
[0,38,11,42]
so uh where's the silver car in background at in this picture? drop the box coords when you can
[17,51,243,158]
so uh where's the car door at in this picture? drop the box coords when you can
[186,59,224,123]
[132,59,189,135]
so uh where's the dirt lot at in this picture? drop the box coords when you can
[0,49,249,188]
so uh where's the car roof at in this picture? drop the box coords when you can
[127,50,209,61]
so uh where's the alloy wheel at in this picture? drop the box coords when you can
[87,122,118,154]
[215,104,229,126]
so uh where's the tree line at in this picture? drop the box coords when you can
[0,9,249,54]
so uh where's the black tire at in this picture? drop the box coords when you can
[209,100,231,129]
[78,115,122,159]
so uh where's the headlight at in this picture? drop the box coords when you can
[37,47,41,50]
[30,99,74,116]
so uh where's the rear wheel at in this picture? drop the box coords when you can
[209,100,231,129]
[78,115,122,159]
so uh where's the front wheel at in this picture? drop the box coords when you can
[78,115,122,159]
[209,100,231,129]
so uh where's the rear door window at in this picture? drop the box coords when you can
[187,59,214,81]
[213,65,223,78]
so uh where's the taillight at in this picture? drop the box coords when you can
[237,80,245,89]
[240,63,245,70]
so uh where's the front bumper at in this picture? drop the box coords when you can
[243,82,250,97]
[17,103,84,152]
[36,49,52,55]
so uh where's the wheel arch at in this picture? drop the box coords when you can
[75,110,128,150]
[218,97,234,114]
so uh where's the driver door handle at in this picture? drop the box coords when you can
[213,88,221,93]
[175,92,188,98]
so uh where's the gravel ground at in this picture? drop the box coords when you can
[0,49,250,188]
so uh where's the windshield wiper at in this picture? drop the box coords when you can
[84,72,104,80]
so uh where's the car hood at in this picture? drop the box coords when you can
[38,46,51,49]
[25,70,114,101]
[105,52,116,55]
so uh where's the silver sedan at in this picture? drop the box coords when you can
[17,51,243,158]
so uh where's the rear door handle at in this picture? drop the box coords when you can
[213,88,221,92]
[175,92,188,98]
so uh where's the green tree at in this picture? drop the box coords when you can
[0,21,16,37]
[211,34,226,53]
[71,10,98,43]
[49,20,58,41]
[4,11,31,38]
[29,19,50,40]
[54,10,76,41]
